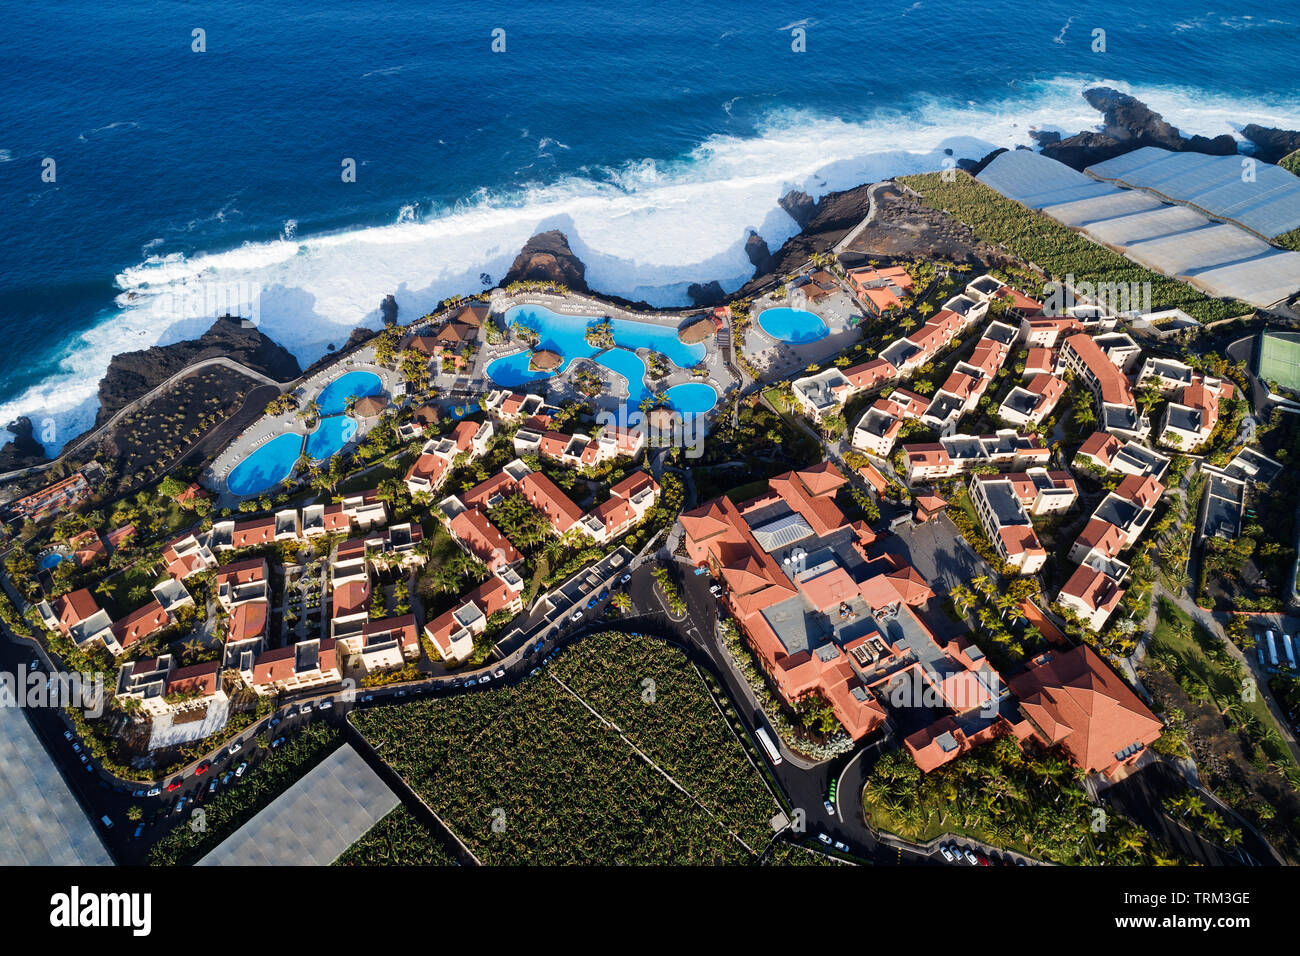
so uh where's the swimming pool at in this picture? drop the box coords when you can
[39,552,67,571]
[227,432,304,497]
[304,415,357,461]
[316,370,383,416]
[663,382,718,417]
[486,305,705,394]
[757,307,829,344]
[593,348,650,408]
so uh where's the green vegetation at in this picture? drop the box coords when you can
[148,724,343,865]
[1146,598,1298,778]
[353,632,778,864]
[900,172,1247,323]
[863,738,1183,864]
[334,808,457,866]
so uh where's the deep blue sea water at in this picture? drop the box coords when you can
[1,0,1298,453]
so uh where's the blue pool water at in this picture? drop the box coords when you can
[304,415,357,461]
[664,383,718,417]
[593,349,650,409]
[227,432,304,497]
[487,305,704,404]
[39,552,67,570]
[757,308,829,344]
[316,371,383,416]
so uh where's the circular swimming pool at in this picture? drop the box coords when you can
[663,382,718,417]
[758,307,829,344]
[227,432,304,497]
[316,370,383,416]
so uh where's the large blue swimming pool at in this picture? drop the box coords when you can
[227,432,304,497]
[757,307,829,344]
[39,552,67,570]
[316,370,383,416]
[663,382,718,417]
[486,305,705,398]
[304,415,357,461]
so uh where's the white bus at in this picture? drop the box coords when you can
[1267,631,1279,668]
[1284,634,1297,672]
[755,727,783,766]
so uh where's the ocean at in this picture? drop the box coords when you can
[1,0,1298,455]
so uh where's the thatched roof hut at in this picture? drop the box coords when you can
[678,316,717,345]
[529,348,563,371]
[352,394,389,418]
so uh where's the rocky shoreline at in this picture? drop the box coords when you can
[4,88,1298,475]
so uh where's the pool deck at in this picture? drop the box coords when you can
[203,345,399,507]
[742,287,865,379]
[479,291,738,424]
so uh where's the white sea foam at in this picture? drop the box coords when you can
[8,77,1300,457]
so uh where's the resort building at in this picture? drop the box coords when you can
[150,578,195,616]
[851,391,928,456]
[301,501,356,537]
[997,374,1067,427]
[355,614,420,673]
[680,464,942,742]
[162,531,218,580]
[1156,377,1234,450]
[248,638,342,696]
[404,421,495,496]
[1057,553,1129,631]
[483,389,548,423]
[424,571,524,666]
[216,558,269,612]
[1073,432,1170,481]
[48,588,120,656]
[223,599,269,672]
[512,424,646,471]
[968,471,1077,574]
[1021,316,1084,349]
[1069,474,1165,564]
[1007,644,1163,778]
[116,655,227,720]
[448,506,523,571]
[845,265,914,314]
[901,430,1050,484]
[8,469,95,522]
[68,530,107,568]
[517,471,585,537]
[1059,333,1149,440]
[109,600,171,652]
[1025,347,1056,377]
[579,470,660,544]
[791,368,857,422]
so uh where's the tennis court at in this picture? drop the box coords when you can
[1258,332,1300,393]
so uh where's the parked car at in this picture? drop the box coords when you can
[173,797,187,814]
[269,717,281,729]
[302,703,313,713]
[362,694,374,702]
[133,823,145,840]
[318,699,333,710]
[571,610,583,622]
[78,753,88,764]
[532,640,545,653]
[962,848,979,866]
[63,730,73,741]
[195,762,210,776]
[823,800,836,816]
[167,780,182,792]
[587,597,599,609]
[619,573,632,584]
[709,584,721,595]
[271,736,286,748]
[208,779,218,793]
[146,788,161,798]
[221,773,233,785]
[939,844,956,863]
[100,815,113,829]
[816,833,831,845]
[133,789,146,798]
[235,763,248,777]
[834,841,849,853]
[230,741,242,754]
[71,742,81,753]
[493,668,505,679]
[599,589,609,601]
